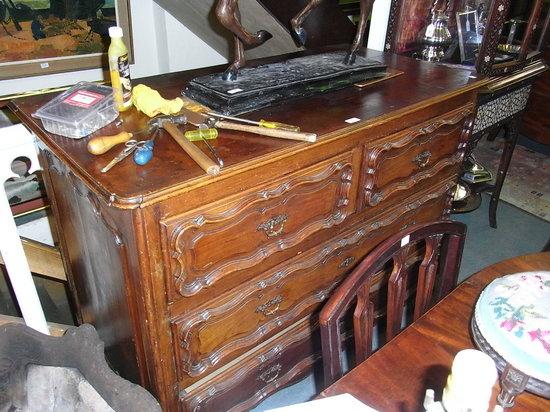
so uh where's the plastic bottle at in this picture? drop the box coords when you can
[108,26,132,112]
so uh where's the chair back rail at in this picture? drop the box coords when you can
[320,220,466,387]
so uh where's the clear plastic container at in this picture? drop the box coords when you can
[33,82,118,139]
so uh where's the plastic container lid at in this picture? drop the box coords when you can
[32,82,117,138]
[109,26,123,38]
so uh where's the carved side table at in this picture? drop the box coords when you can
[465,62,546,228]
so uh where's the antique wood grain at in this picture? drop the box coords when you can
[172,182,454,386]
[8,48,486,209]
[321,252,550,412]
[8,47,489,411]
[360,107,471,209]
[180,316,320,412]
[161,151,356,302]
[521,49,550,145]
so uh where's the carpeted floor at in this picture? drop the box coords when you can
[471,136,550,222]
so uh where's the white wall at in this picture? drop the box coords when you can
[0,0,226,96]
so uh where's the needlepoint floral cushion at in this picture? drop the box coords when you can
[474,271,550,383]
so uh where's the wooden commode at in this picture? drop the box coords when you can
[9,47,488,411]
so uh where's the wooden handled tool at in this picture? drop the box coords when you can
[87,131,133,155]
[214,120,317,142]
[179,108,317,142]
[163,122,220,176]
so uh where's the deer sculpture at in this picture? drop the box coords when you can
[215,0,375,81]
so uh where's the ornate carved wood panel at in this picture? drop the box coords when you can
[171,180,455,386]
[10,48,484,411]
[160,151,357,303]
[359,107,470,210]
[180,316,319,412]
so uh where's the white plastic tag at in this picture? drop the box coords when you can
[227,88,243,94]
[400,235,410,247]
[345,117,361,124]
[40,62,50,69]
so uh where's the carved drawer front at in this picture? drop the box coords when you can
[179,317,319,412]
[170,180,454,386]
[359,106,471,210]
[161,151,357,303]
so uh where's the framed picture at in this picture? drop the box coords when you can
[456,9,481,64]
[0,0,132,80]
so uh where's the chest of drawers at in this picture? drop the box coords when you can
[9,48,487,411]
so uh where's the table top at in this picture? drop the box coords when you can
[321,252,550,411]
[8,47,485,208]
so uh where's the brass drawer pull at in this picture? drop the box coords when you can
[339,256,355,269]
[257,214,288,238]
[413,150,432,168]
[257,363,282,384]
[255,295,283,316]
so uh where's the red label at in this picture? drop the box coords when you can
[63,90,104,108]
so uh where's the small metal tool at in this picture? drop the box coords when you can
[101,140,145,173]
[205,111,301,132]
[196,124,224,167]
[178,108,316,142]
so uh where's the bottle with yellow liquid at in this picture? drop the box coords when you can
[108,26,132,112]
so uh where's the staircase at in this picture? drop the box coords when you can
[152,0,359,61]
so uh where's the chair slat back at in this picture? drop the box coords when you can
[319,220,466,388]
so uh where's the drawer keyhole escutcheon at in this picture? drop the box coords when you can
[257,363,282,384]
[256,295,283,316]
[339,256,355,269]
[257,214,288,238]
[413,150,432,168]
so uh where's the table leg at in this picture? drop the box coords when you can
[489,118,519,228]
[0,124,49,334]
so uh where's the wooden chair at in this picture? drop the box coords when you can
[319,220,467,387]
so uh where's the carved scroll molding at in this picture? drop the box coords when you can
[174,277,336,378]
[182,320,317,411]
[366,108,471,159]
[362,108,470,207]
[172,180,453,379]
[161,154,355,299]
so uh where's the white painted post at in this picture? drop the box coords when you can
[0,124,49,334]
[367,0,392,52]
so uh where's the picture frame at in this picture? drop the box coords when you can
[456,9,481,64]
[0,0,133,80]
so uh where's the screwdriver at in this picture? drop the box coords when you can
[205,112,300,132]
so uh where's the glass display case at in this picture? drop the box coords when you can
[384,0,548,76]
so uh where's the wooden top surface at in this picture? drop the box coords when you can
[321,252,550,411]
[8,47,486,208]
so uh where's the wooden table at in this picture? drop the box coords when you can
[321,252,550,411]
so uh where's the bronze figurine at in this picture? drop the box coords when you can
[215,0,375,81]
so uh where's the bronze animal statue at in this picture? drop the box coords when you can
[215,0,375,81]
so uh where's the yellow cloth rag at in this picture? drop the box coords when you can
[132,84,184,117]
